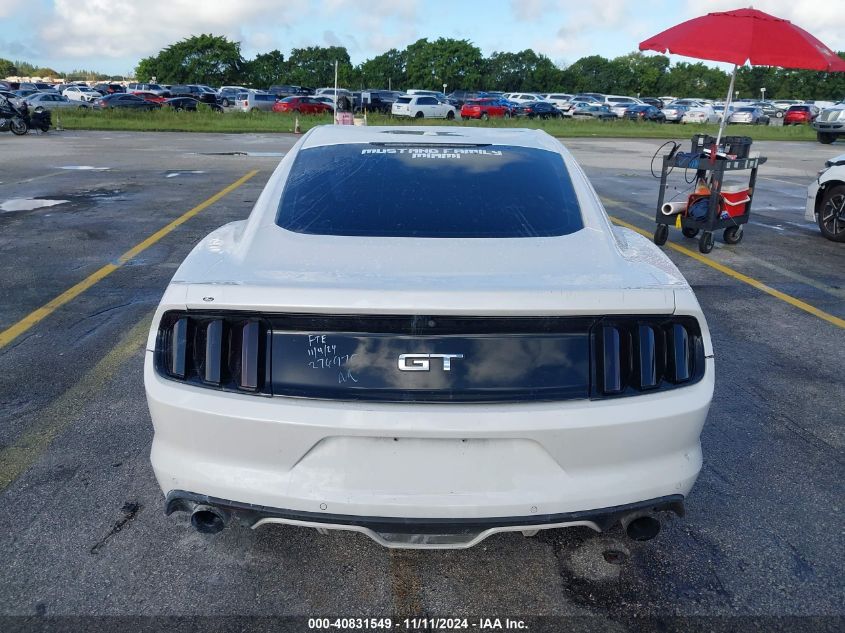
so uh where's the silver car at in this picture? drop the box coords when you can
[662,104,689,123]
[728,107,769,125]
[24,93,97,111]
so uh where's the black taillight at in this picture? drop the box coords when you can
[600,326,623,394]
[155,312,271,395]
[666,322,691,383]
[635,324,659,390]
[592,317,705,398]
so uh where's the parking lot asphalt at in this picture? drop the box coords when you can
[0,130,842,629]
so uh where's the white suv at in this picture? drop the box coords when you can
[62,85,102,102]
[146,125,714,549]
[391,95,456,119]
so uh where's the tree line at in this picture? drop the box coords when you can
[0,58,111,82]
[134,35,845,99]
[7,33,845,100]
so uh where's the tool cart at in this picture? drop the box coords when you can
[653,135,767,254]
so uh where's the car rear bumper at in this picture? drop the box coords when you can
[165,489,685,548]
[146,352,713,523]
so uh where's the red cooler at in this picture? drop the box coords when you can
[721,185,750,217]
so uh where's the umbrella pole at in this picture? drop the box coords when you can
[715,64,737,149]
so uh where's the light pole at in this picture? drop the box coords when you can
[443,83,447,95]
[760,87,766,101]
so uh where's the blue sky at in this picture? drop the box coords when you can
[0,0,841,77]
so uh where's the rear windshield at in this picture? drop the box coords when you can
[396,97,411,104]
[275,143,584,238]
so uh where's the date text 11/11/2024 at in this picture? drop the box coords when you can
[307,618,529,630]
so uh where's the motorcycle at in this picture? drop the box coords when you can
[0,98,51,134]
[0,96,28,135]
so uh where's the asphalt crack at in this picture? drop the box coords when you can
[89,501,142,555]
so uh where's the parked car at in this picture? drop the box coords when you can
[391,95,456,119]
[514,101,562,119]
[460,98,512,119]
[127,83,170,97]
[805,153,845,241]
[814,103,845,144]
[267,85,303,99]
[405,89,448,99]
[559,95,600,114]
[624,105,666,122]
[713,104,735,118]
[353,90,399,114]
[93,83,125,95]
[604,96,643,118]
[668,99,706,109]
[571,104,616,121]
[772,99,803,111]
[217,86,248,107]
[749,101,782,119]
[272,96,333,115]
[314,88,352,103]
[542,93,573,108]
[62,85,102,102]
[784,105,818,125]
[169,84,219,104]
[662,104,689,123]
[19,81,56,91]
[508,93,542,104]
[0,89,21,106]
[640,97,664,109]
[145,124,714,549]
[446,90,483,106]
[683,105,720,124]
[728,106,769,125]
[97,93,160,110]
[162,97,222,112]
[24,92,95,111]
[574,92,606,102]
[134,91,168,104]
[12,88,40,101]
[233,91,277,113]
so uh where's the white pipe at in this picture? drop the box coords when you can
[661,201,687,216]
[715,64,737,148]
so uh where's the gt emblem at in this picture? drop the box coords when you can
[398,353,464,371]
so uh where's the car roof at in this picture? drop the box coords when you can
[300,126,565,153]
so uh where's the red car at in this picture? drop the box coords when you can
[133,92,167,104]
[460,98,512,120]
[272,96,333,115]
[784,105,818,125]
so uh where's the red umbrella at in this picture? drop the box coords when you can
[639,7,845,144]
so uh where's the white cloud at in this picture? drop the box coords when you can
[39,0,297,59]
[543,3,630,61]
[321,0,419,21]
[509,0,549,22]
[681,0,845,52]
[0,0,27,19]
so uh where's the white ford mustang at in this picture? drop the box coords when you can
[145,125,714,549]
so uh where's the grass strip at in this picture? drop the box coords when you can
[52,108,819,141]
